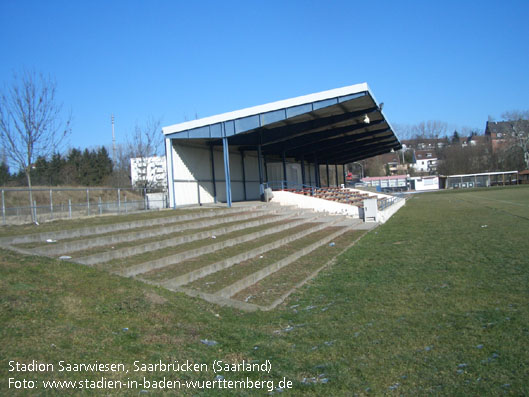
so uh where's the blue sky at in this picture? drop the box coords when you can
[1,0,528,151]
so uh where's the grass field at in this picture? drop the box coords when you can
[1,186,528,395]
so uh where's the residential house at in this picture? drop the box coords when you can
[412,150,438,174]
[485,120,529,152]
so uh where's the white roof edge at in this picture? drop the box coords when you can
[446,171,519,178]
[163,82,370,135]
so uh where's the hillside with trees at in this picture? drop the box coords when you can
[359,115,528,178]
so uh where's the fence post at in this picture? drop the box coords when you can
[86,189,90,216]
[197,181,201,206]
[124,196,127,213]
[50,189,53,220]
[2,189,5,225]
[118,189,121,214]
[144,188,147,210]
[33,200,37,223]
[99,196,102,215]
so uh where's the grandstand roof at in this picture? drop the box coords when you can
[163,83,401,164]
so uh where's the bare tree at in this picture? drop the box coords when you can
[498,111,529,169]
[392,123,413,140]
[0,71,71,221]
[126,117,163,190]
[395,121,449,141]
[501,109,529,121]
[411,120,448,139]
[128,116,163,159]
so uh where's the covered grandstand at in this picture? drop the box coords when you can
[162,83,401,207]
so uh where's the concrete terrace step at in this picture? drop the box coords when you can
[215,224,352,298]
[75,208,309,266]
[158,215,346,290]
[117,212,331,278]
[1,204,275,245]
[34,205,293,257]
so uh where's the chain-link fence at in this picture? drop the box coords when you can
[1,187,168,225]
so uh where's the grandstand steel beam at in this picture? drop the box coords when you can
[286,126,392,159]
[210,144,217,203]
[326,162,330,187]
[318,137,396,163]
[317,137,396,163]
[222,136,232,207]
[335,164,339,187]
[263,119,386,154]
[333,143,398,164]
[223,106,379,148]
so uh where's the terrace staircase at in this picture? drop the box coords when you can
[1,201,372,311]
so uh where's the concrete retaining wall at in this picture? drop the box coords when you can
[271,191,361,217]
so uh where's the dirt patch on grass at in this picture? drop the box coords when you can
[144,291,168,305]
[61,295,84,316]
[142,334,187,345]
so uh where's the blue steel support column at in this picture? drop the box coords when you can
[326,161,330,187]
[335,164,339,187]
[282,151,287,189]
[222,136,232,207]
[343,164,347,187]
[210,144,217,203]
[166,138,177,208]
[300,155,306,186]
[240,149,247,201]
[257,144,264,195]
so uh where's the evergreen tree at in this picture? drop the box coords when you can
[49,153,66,185]
[67,148,83,185]
[0,161,9,185]
[96,146,113,184]
[32,156,49,185]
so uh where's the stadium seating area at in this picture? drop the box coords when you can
[278,187,393,209]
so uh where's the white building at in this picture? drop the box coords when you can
[412,150,438,173]
[409,176,439,191]
[130,156,167,188]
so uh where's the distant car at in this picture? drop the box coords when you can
[354,182,367,188]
